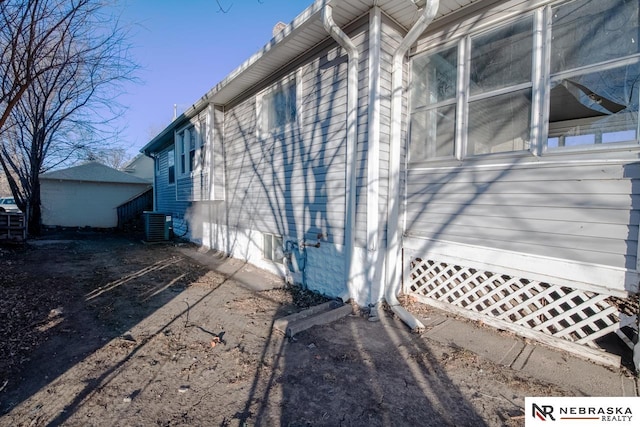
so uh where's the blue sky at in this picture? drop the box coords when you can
[112,0,309,157]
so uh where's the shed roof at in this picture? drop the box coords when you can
[141,0,481,154]
[40,161,152,185]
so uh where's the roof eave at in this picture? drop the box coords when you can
[140,1,331,155]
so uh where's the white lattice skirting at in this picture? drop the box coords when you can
[407,257,638,366]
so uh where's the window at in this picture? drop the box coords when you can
[189,127,196,172]
[266,81,296,130]
[410,46,458,161]
[547,0,640,149]
[257,75,299,136]
[199,119,207,169]
[408,0,640,164]
[167,149,175,184]
[467,16,533,155]
[178,131,186,175]
[176,122,207,177]
[263,233,283,264]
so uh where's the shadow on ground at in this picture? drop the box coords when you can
[1,232,570,426]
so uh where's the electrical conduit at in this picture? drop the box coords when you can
[384,0,439,331]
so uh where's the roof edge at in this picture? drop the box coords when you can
[141,0,330,155]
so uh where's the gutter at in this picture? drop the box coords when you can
[384,0,439,331]
[322,3,359,303]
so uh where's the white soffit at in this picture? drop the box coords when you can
[208,0,397,105]
[437,0,482,16]
[207,0,481,106]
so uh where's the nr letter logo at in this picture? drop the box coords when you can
[532,403,555,421]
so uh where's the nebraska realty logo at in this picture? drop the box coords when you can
[525,397,640,426]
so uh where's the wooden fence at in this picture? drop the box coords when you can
[116,188,153,229]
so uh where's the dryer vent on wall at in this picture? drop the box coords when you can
[143,211,172,242]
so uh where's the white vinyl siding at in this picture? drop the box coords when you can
[404,161,640,270]
[223,26,368,246]
[404,0,640,294]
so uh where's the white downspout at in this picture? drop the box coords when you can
[385,0,439,331]
[322,3,360,304]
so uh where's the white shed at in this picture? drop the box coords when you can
[40,162,152,228]
[122,154,154,182]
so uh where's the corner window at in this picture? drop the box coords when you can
[547,0,640,150]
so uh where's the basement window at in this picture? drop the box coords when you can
[263,233,283,264]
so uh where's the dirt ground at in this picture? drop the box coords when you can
[0,231,586,426]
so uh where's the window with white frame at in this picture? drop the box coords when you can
[177,130,186,175]
[199,118,207,170]
[467,16,533,156]
[263,233,283,264]
[410,46,458,161]
[408,0,640,164]
[547,0,640,149]
[257,75,299,136]
[176,121,206,177]
[189,127,196,172]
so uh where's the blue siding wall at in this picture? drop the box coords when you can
[156,146,191,235]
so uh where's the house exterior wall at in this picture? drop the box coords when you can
[155,145,191,235]
[182,17,372,302]
[147,0,639,304]
[403,0,640,295]
[41,180,150,228]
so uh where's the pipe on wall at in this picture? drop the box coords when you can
[384,0,440,332]
[322,3,360,304]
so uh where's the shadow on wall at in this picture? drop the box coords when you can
[183,44,351,299]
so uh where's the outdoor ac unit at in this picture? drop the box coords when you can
[143,211,172,242]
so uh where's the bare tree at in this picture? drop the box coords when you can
[0,0,137,234]
[1,0,93,133]
[86,147,132,169]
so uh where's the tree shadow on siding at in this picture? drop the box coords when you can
[216,31,487,422]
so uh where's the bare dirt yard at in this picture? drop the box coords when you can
[0,231,594,426]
